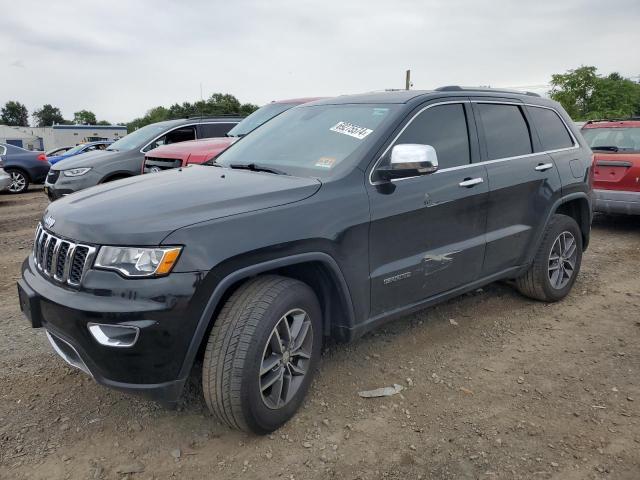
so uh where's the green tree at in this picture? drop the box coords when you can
[550,66,640,120]
[1,100,29,126]
[126,93,258,132]
[32,104,65,127]
[73,109,97,125]
[96,120,112,125]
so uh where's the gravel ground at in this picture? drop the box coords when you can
[1,187,639,480]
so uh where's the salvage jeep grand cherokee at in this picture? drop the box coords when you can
[18,88,593,434]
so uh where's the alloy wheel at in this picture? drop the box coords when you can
[259,308,313,409]
[548,231,577,290]
[8,172,26,193]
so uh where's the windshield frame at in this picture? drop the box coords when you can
[106,122,181,152]
[226,102,298,138]
[214,103,402,180]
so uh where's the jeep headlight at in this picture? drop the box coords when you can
[94,246,182,277]
[63,167,92,177]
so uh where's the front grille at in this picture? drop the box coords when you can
[47,170,60,184]
[33,224,96,287]
[143,157,183,173]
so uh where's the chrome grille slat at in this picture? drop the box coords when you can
[32,224,96,287]
[43,235,55,275]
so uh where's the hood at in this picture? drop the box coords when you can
[43,165,321,245]
[51,149,122,170]
[147,137,237,160]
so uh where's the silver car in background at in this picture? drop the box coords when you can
[0,160,12,192]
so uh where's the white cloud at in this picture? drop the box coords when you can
[1,0,638,123]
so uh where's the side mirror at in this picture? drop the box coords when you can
[377,144,439,181]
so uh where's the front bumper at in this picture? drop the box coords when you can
[593,189,640,215]
[18,254,209,403]
[44,170,102,201]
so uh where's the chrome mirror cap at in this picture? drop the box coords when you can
[378,144,439,181]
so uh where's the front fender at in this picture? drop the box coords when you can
[176,251,356,381]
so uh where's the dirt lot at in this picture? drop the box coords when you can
[1,187,639,480]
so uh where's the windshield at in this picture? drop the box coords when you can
[226,103,296,137]
[63,144,88,156]
[215,104,397,178]
[582,127,640,153]
[107,123,171,151]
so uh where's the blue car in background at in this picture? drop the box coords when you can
[48,140,113,165]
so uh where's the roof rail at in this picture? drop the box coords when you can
[183,113,245,119]
[434,85,541,97]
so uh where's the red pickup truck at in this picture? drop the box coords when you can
[143,98,323,173]
[581,119,640,215]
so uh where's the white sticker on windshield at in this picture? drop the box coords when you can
[330,122,373,140]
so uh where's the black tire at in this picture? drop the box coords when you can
[516,214,583,302]
[202,275,322,434]
[5,168,29,194]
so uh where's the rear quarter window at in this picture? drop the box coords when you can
[199,123,237,139]
[528,106,574,151]
[477,103,532,160]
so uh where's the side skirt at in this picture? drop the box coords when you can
[344,265,527,341]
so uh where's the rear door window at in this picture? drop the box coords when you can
[394,103,471,169]
[477,103,532,160]
[528,106,574,151]
[198,122,237,139]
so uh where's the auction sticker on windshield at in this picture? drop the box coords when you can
[330,122,373,140]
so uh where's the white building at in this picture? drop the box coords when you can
[8,124,128,151]
[0,125,43,150]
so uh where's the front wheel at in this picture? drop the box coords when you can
[202,275,322,434]
[5,169,29,194]
[516,214,583,302]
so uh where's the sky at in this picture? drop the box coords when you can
[1,0,639,124]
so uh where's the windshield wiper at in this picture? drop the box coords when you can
[591,145,619,152]
[204,159,223,167]
[229,163,288,175]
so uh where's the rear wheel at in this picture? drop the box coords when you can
[516,214,583,302]
[202,275,322,434]
[6,169,29,194]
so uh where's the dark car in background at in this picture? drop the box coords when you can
[44,116,243,201]
[581,119,640,214]
[143,98,323,173]
[0,143,50,194]
[18,87,592,433]
[48,141,113,165]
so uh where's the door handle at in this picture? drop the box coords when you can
[458,177,484,188]
[535,163,553,172]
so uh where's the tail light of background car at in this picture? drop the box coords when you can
[37,153,47,162]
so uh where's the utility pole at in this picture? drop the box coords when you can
[405,70,411,90]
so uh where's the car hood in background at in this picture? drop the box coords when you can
[147,137,237,159]
[50,149,121,170]
[43,165,321,245]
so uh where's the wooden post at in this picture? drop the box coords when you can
[405,70,411,90]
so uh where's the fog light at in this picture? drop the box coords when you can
[88,323,139,348]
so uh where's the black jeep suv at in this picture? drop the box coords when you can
[18,87,593,434]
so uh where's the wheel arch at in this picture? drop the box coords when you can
[552,193,592,250]
[100,171,133,183]
[178,252,356,380]
[5,165,31,181]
